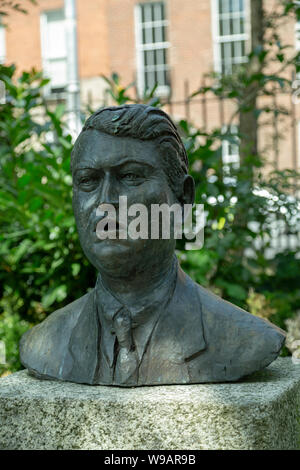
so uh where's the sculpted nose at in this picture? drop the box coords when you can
[98,173,119,207]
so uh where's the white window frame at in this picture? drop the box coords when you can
[40,9,67,97]
[0,23,6,64]
[211,0,250,75]
[134,2,170,98]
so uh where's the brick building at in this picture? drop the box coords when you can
[0,0,299,170]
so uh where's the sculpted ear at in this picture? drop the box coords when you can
[179,174,195,207]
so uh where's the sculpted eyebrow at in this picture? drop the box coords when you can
[74,167,98,172]
[117,161,154,170]
[74,159,155,173]
[74,168,100,178]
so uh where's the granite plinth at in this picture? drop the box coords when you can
[0,358,299,450]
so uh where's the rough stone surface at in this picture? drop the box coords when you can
[0,357,300,450]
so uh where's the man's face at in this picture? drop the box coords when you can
[72,129,178,277]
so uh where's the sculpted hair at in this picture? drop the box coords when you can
[71,104,188,197]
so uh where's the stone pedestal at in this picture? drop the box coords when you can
[0,357,299,450]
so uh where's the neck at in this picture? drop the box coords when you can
[99,255,176,307]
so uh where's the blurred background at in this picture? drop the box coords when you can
[0,0,300,376]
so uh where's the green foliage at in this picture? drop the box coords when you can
[101,72,161,107]
[1,0,300,373]
[0,0,36,19]
[0,64,96,374]
[177,119,300,321]
[0,289,32,375]
[175,0,300,332]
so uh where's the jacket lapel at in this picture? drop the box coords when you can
[139,266,207,384]
[64,289,100,384]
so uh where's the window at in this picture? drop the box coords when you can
[0,24,6,64]
[40,9,67,95]
[212,0,249,75]
[135,2,170,97]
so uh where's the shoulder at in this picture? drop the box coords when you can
[19,291,93,379]
[181,270,286,381]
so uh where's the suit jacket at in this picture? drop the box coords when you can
[20,266,285,385]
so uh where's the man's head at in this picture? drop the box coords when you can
[72,104,190,198]
[71,104,195,278]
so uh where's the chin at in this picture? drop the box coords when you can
[83,239,138,275]
[81,236,175,278]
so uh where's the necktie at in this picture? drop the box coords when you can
[112,307,139,385]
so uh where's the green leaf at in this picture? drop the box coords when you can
[58,136,73,150]
[29,197,43,212]
[42,285,67,309]
[217,217,226,230]
[71,263,81,277]
[17,173,31,188]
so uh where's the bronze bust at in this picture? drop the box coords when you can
[20,104,285,386]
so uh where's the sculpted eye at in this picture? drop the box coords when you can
[120,172,144,185]
[80,177,91,184]
[77,175,99,191]
[122,173,138,180]
[80,177,96,184]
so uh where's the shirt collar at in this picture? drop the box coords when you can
[95,256,178,364]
